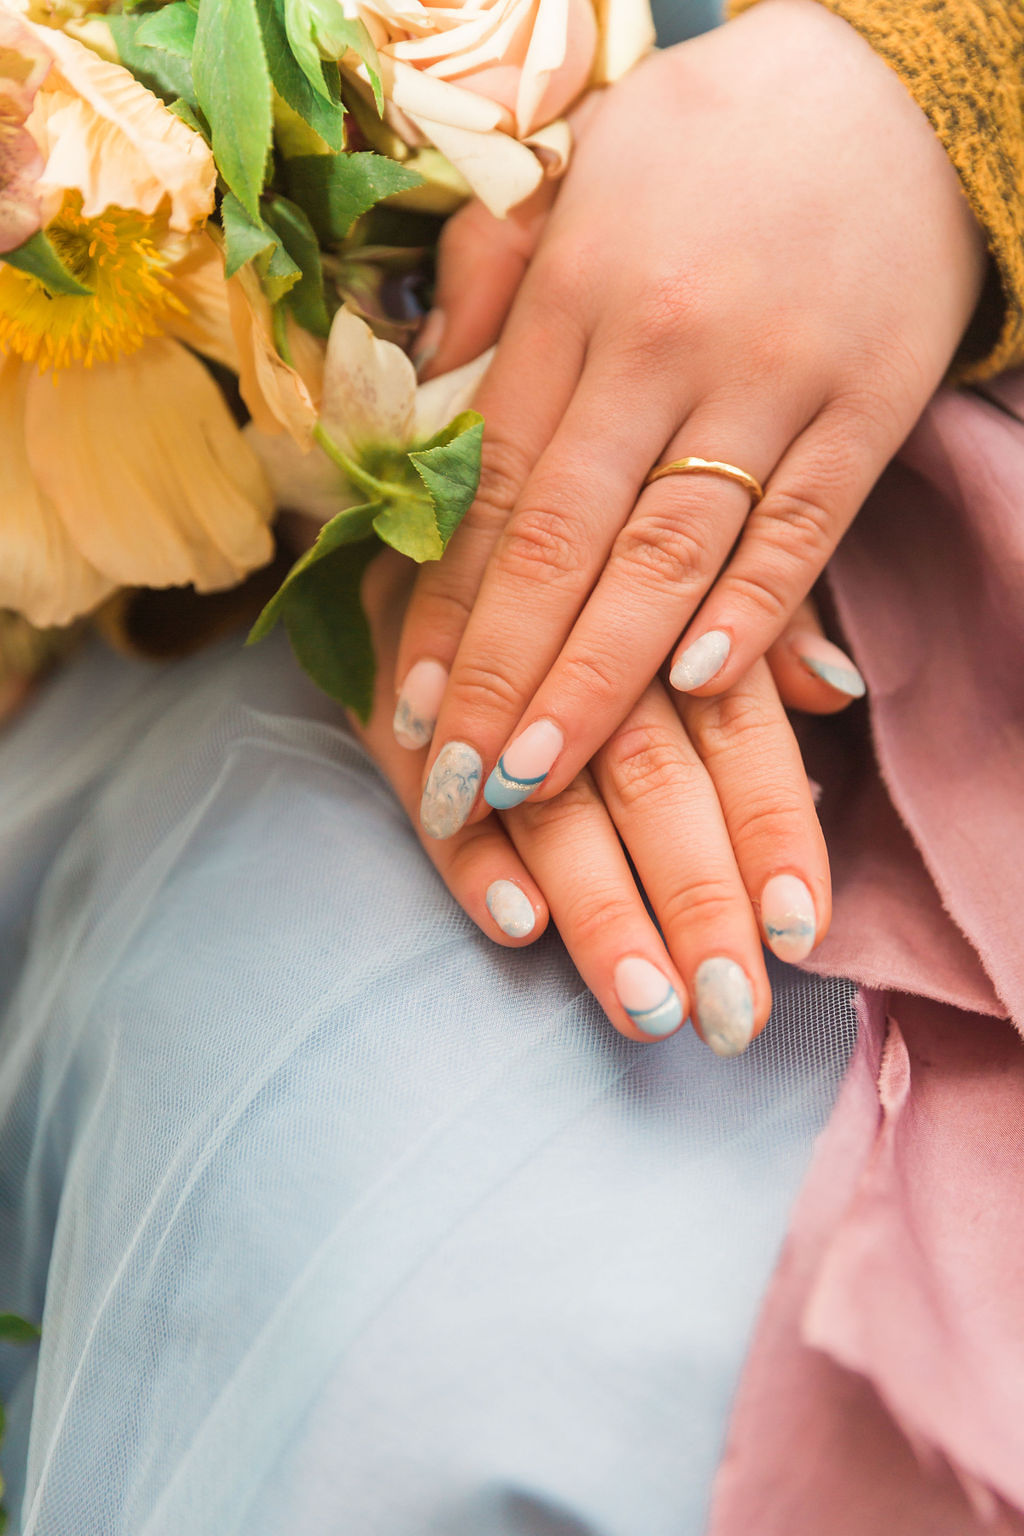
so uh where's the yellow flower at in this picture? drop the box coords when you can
[0,19,295,628]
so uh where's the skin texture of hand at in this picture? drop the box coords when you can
[396,0,986,839]
[356,548,832,1054]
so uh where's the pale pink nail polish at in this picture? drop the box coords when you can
[614,956,684,1038]
[791,632,866,699]
[484,719,564,809]
[760,873,817,963]
[393,659,449,749]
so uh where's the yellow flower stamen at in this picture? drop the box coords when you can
[0,194,187,371]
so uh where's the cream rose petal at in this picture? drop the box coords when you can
[591,0,655,84]
[0,353,114,626]
[407,110,543,215]
[382,56,511,134]
[25,338,274,594]
[320,306,417,461]
[25,25,215,231]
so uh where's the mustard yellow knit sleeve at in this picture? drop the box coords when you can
[727,0,1024,381]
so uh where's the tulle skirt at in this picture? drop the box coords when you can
[0,635,856,1535]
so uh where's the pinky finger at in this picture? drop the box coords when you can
[768,597,867,715]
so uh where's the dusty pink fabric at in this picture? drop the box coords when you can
[709,376,1024,1533]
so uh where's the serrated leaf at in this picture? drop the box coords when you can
[262,195,331,336]
[108,13,197,105]
[279,540,380,718]
[220,192,301,303]
[371,495,442,563]
[284,153,421,245]
[3,231,92,296]
[135,2,197,57]
[168,97,208,137]
[193,0,272,220]
[257,0,343,150]
[282,0,332,101]
[249,499,381,642]
[0,1315,40,1346]
[409,411,484,546]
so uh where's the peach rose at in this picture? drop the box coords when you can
[327,0,655,214]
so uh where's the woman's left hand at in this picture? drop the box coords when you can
[396,0,985,840]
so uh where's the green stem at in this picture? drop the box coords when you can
[313,423,419,505]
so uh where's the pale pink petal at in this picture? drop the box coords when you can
[405,110,544,214]
[0,352,113,626]
[320,306,417,460]
[25,339,274,594]
[514,0,596,134]
[413,347,494,441]
[0,8,52,252]
[590,0,655,84]
[244,424,356,526]
[25,25,215,231]
[381,56,511,133]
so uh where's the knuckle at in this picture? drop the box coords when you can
[565,885,639,947]
[498,503,588,583]
[410,583,474,636]
[606,723,694,807]
[727,788,811,849]
[756,487,836,562]
[612,515,707,592]
[555,649,623,713]
[449,656,526,716]
[473,435,534,526]
[688,689,776,759]
[513,773,598,835]
[659,873,739,936]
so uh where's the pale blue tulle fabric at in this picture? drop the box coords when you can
[0,635,857,1535]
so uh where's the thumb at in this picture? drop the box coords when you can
[768,597,867,715]
[415,183,556,380]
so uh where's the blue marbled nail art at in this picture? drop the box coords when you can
[484,757,549,810]
[624,986,685,1038]
[420,742,482,839]
[695,957,755,1058]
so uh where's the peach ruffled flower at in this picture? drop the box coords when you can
[0,16,319,628]
[318,0,654,215]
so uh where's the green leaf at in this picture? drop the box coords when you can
[371,493,442,563]
[257,0,343,151]
[409,411,484,546]
[108,13,197,105]
[262,195,331,336]
[193,0,273,220]
[249,499,381,642]
[135,2,197,57]
[283,0,382,112]
[279,540,380,718]
[167,98,208,137]
[282,0,332,100]
[284,153,421,245]
[0,1315,40,1347]
[220,192,301,303]
[2,231,92,297]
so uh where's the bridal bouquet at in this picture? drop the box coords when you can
[0,0,652,716]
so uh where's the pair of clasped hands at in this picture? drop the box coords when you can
[355,0,985,1055]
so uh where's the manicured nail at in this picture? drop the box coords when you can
[484,719,564,810]
[393,659,449,749]
[694,957,754,1058]
[669,629,730,693]
[792,632,866,699]
[760,874,817,963]
[486,879,536,938]
[413,308,445,377]
[420,741,482,839]
[614,956,684,1039]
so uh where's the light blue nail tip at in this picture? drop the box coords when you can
[483,756,548,810]
[625,986,684,1039]
[420,742,482,839]
[800,655,867,699]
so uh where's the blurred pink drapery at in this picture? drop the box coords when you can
[710,375,1024,1535]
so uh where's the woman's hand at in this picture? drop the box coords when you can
[358,549,831,1056]
[397,0,985,840]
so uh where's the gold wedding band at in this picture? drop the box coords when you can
[643,456,765,507]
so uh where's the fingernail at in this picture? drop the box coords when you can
[760,873,817,963]
[694,957,755,1058]
[669,630,730,692]
[413,308,445,377]
[486,879,537,938]
[484,719,564,810]
[420,741,482,839]
[792,632,866,699]
[393,659,449,749]
[614,956,684,1039]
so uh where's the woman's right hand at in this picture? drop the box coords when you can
[356,549,840,1055]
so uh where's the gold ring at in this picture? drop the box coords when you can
[643,456,765,507]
